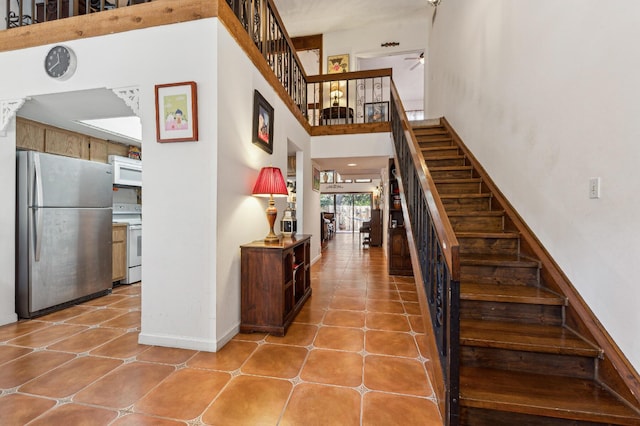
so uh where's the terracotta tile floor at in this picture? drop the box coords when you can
[0,234,442,425]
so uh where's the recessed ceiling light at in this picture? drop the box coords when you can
[347,163,357,167]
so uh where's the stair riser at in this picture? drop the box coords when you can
[419,142,453,151]
[435,182,482,194]
[422,148,460,158]
[413,129,447,137]
[460,407,607,426]
[418,136,453,148]
[460,346,595,380]
[460,300,562,326]
[450,216,504,233]
[442,197,492,211]
[458,237,519,255]
[461,265,540,286]
[425,157,467,167]
[430,169,474,179]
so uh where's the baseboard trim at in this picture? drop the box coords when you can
[138,332,218,352]
[0,312,18,326]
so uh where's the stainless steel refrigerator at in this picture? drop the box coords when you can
[16,151,113,318]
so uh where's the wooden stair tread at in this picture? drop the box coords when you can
[413,126,446,133]
[429,165,473,172]
[460,319,599,356]
[433,177,482,184]
[460,367,640,424]
[418,140,453,147]
[422,151,463,157]
[440,193,491,199]
[448,210,504,217]
[460,253,540,268]
[456,231,519,239]
[461,282,566,305]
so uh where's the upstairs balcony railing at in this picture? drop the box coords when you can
[4,0,149,28]
[307,69,392,133]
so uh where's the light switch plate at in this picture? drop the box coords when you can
[589,177,601,199]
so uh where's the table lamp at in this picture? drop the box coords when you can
[330,82,343,107]
[252,166,289,243]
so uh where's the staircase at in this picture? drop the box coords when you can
[413,123,640,425]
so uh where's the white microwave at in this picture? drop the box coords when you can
[109,155,142,187]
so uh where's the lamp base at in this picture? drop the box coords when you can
[264,197,280,244]
[264,234,280,243]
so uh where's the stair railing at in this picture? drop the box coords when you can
[225,0,307,119]
[390,82,460,425]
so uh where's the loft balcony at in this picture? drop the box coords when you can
[1,0,394,136]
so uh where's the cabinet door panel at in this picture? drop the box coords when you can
[90,138,109,163]
[45,128,89,159]
[17,119,45,151]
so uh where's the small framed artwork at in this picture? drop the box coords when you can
[364,102,389,123]
[252,90,274,154]
[327,54,349,74]
[155,81,198,143]
[312,166,320,192]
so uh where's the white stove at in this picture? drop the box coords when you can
[113,203,142,284]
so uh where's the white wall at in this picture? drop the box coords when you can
[0,123,17,325]
[0,18,314,351]
[215,25,313,343]
[428,0,640,369]
[323,15,428,74]
[311,132,394,159]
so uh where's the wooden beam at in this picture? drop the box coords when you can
[0,0,219,52]
[310,122,390,137]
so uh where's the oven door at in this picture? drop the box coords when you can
[128,225,142,268]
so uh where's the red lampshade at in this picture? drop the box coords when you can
[252,166,288,197]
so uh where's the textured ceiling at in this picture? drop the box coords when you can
[273,0,430,37]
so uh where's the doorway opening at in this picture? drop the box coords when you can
[321,192,372,234]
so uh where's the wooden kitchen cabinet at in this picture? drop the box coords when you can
[16,118,45,152]
[240,235,312,336]
[112,224,127,282]
[89,137,109,163]
[16,117,132,163]
[45,127,90,160]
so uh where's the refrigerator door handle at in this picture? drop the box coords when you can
[33,154,43,262]
[34,153,43,208]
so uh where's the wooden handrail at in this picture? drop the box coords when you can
[390,82,459,278]
[389,81,460,424]
[306,68,393,83]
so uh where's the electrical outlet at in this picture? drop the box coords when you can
[589,177,601,199]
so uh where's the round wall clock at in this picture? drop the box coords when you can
[44,45,77,81]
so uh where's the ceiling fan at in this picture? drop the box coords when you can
[405,52,425,71]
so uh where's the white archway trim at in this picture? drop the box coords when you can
[0,98,27,134]
[111,86,140,116]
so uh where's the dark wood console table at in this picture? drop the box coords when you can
[240,235,312,336]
